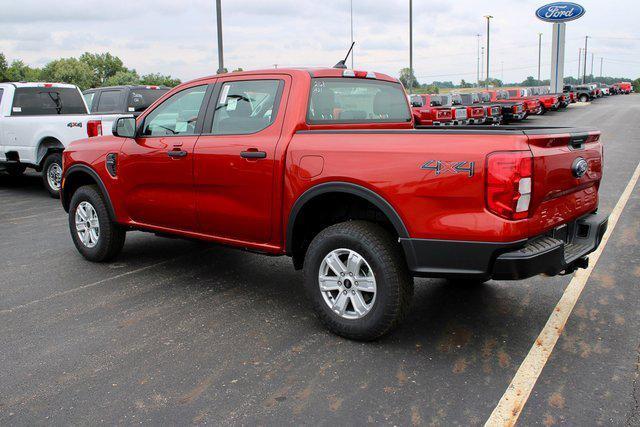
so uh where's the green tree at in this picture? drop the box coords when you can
[104,69,140,86]
[0,53,7,81]
[5,60,42,82]
[41,58,94,89]
[140,73,181,87]
[480,78,503,87]
[399,67,419,92]
[79,52,126,86]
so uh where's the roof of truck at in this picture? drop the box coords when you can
[0,82,79,89]
[186,67,400,85]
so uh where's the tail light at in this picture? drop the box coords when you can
[486,151,533,220]
[87,120,102,138]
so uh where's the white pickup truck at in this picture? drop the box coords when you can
[0,82,114,197]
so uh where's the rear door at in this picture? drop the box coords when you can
[117,83,212,231]
[193,76,289,243]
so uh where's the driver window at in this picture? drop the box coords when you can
[211,80,280,135]
[142,85,207,136]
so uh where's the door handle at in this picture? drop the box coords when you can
[240,150,267,159]
[168,150,187,158]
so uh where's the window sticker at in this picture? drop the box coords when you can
[13,107,22,112]
[219,84,230,104]
[175,122,188,133]
[128,107,135,112]
[227,97,238,111]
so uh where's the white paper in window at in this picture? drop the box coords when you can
[219,84,230,104]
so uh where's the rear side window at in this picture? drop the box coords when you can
[211,80,281,135]
[307,78,410,123]
[127,88,169,113]
[11,87,87,115]
[95,90,124,113]
[83,92,95,110]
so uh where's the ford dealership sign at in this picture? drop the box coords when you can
[535,2,585,22]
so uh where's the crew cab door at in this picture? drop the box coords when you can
[117,83,211,231]
[193,76,289,244]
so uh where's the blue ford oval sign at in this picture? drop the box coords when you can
[536,2,585,23]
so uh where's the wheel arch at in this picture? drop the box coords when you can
[62,165,116,220]
[36,136,64,167]
[285,182,409,267]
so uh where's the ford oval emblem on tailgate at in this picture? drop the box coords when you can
[572,157,588,178]
[535,2,585,23]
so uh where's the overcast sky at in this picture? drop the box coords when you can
[1,0,638,84]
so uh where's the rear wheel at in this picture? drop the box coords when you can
[42,152,62,198]
[303,221,413,341]
[69,185,126,262]
[579,94,589,103]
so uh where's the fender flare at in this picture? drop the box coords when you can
[285,181,409,255]
[62,164,116,220]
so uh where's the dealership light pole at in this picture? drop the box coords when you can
[476,34,481,86]
[582,35,589,84]
[215,0,225,74]
[537,33,542,81]
[408,0,414,94]
[577,48,582,80]
[484,15,493,87]
[350,0,354,68]
[481,46,484,81]
[590,52,594,80]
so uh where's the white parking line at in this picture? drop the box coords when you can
[486,161,640,426]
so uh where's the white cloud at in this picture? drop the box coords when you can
[0,0,638,83]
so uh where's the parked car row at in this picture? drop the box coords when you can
[0,83,168,196]
[410,81,631,127]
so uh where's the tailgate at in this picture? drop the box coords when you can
[525,129,603,235]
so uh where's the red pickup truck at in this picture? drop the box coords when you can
[506,89,543,116]
[410,94,454,126]
[60,67,608,340]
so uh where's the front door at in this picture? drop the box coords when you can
[193,77,289,244]
[118,84,210,231]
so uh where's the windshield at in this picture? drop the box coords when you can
[11,87,87,115]
[307,78,411,123]
[127,88,169,113]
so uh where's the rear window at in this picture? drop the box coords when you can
[11,87,86,116]
[127,88,169,113]
[307,78,410,123]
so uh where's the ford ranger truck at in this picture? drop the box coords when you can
[60,68,608,341]
[439,94,468,125]
[461,93,502,124]
[477,92,505,124]
[485,90,527,122]
[506,89,543,116]
[618,82,632,94]
[83,85,170,117]
[0,82,106,197]
[410,94,454,126]
[453,93,486,124]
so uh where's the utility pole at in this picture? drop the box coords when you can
[476,34,481,86]
[350,0,354,68]
[481,46,485,81]
[582,35,589,84]
[409,0,413,94]
[590,52,594,80]
[577,48,582,80]
[600,57,603,77]
[215,0,225,74]
[484,15,493,87]
[537,33,542,81]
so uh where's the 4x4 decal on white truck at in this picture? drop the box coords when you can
[421,160,475,177]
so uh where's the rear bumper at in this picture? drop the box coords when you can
[400,212,608,280]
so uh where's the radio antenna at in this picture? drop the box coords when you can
[333,42,355,69]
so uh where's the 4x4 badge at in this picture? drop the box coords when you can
[421,160,475,177]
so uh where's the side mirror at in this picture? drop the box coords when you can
[112,116,137,138]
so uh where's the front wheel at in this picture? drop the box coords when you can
[579,94,589,103]
[303,221,413,341]
[69,185,126,262]
[42,152,63,198]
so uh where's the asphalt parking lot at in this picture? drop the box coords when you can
[1,95,639,425]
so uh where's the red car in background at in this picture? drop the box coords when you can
[452,93,486,124]
[410,94,454,126]
[619,82,633,94]
[484,90,527,122]
[506,89,543,115]
[461,93,503,124]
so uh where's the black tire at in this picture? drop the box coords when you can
[69,185,126,262]
[303,221,413,341]
[42,152,62,198]
[579,94,589,103]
